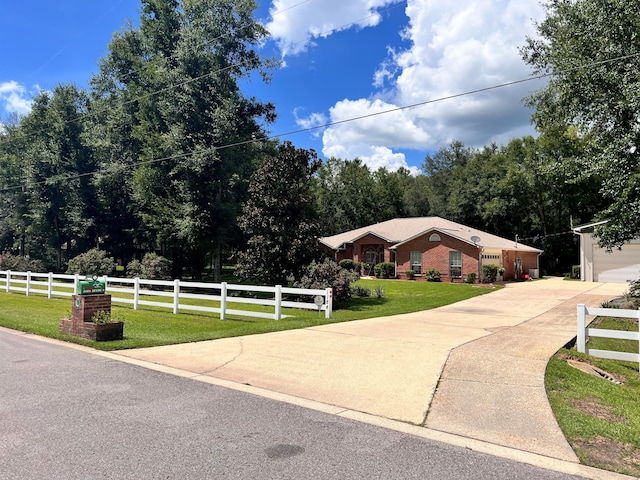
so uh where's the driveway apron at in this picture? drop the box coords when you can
[116,278,626,461]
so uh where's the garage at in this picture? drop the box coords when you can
[593,244,640,283]
[574,220,640,282]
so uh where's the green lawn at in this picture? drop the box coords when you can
[546,315,640,477]
[0,279,498,351]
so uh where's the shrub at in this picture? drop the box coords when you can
[66,249,116,276]
[374,286,386,298]
[0,253,45,272]
[126,253,172,280]
[482,264,499,283]
[339,259,360,271]
[295,258,359,308]
[465,272,477,283]
[405,270,415,280]
[425,268,441,282]
[374,262,395,278]
[625,278,640,308]
[570,265,581,280]
[352,285,371,297]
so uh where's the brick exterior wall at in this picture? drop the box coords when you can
[502,250,540,280]
[327,231,540,282]
[335,233,395,267]
[396,234,481,282]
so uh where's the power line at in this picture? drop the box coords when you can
[6,51,640,192]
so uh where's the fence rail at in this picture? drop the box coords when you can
[577,304,640,370]
[0,270,333,321]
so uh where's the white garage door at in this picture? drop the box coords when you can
[593,243,640,283]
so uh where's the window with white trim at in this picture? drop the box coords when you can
[449,251,462,278]
[410,251,422,274]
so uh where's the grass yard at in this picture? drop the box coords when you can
[0,279,498,351]
[546,315,640,477]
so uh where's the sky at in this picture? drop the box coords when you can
[0,0,547,173]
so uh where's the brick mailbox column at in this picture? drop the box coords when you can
[72,294,112,323]
[59,294,123,341]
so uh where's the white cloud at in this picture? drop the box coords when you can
[265,0,402,56]
[293,108,328,137]
[0,81,33,116]
[268,0,547,171]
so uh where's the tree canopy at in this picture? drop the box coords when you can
[522,0,640,247]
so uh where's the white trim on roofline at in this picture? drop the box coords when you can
[389,227,476,250]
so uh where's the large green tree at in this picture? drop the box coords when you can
[521,0,640,247]
[91,0,277,279]
[236,142,321,285]
[9,85,97,269]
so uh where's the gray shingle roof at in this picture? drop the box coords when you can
[319,217,542,253]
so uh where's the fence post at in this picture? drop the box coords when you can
[577,304,586,353]
[26,271,31,296]
[133,277,140,310]
[220,282,227,320]
[6,270,10,293]
[274,285,282,320]
[73,274,79,295]
[101,275,108,294]
[173,279,180,314]
[325,287,333,319]
[48,272,53,299]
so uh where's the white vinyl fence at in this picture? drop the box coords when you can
[577,304,640,370]
[0,270,333,321]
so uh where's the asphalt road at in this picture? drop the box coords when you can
[1,330,588,480]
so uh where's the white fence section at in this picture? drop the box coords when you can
[0,270,333,321]
[577,304,640,370]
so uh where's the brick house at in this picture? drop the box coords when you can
[319,217,542,282]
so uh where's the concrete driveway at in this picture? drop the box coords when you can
[116,278,626,462]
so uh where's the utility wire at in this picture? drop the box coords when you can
[5,51,640,192]
[5,53,640,192]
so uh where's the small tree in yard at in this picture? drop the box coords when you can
[0,253,45,272]
[295,258,359,308]
[126,253,172,280]
[236,142,322,286]
[66,248,116,276]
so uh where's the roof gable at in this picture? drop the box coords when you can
[320,217,542,253]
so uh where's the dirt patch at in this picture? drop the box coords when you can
[573,436,640,477]
[569,397,628,424]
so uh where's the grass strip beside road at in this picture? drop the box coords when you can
[546,315,640,477]
[0,279,498,351]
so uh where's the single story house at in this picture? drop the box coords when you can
[573,221,640,283]
[319,217,542,282]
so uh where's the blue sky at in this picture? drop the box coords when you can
[1,0,547,172]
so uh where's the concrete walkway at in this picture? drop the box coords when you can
[116,278,627,464]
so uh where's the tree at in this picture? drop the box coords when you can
[521,0,640,247]
[313,158,377,235]
[422,141,476,219]
[236,142,322,285]
[91,0,277,279]
[14,85,97,270]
